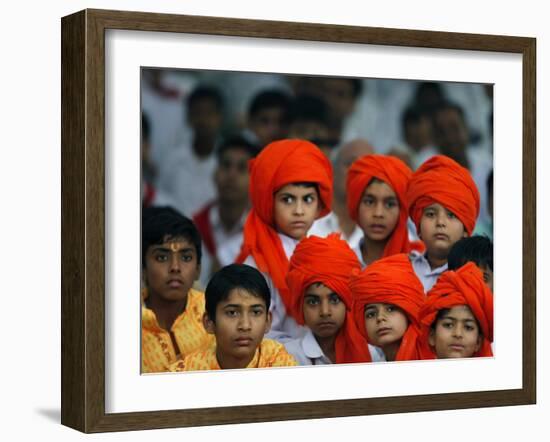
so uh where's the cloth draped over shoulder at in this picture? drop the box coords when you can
[350,253,425,361]
[286,233,372,363]
[346,154,419,256]
[406,155,480,235]
[235,139,333,312]
[418,261,494,358]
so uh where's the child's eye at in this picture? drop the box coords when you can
[225,310,238,317]
[442,321,454,329]
[181,255,193,262]
[251,309,264,316]
[362,197,374,206]
[446,211,456,219]
[304,195,315,204]
[386,305,395,313]
[364,310,376,319]
[329,294,341,304]
[282,196,294,204]
[385,200,398,209]
[305,297,320,306]
[424,210,435,218]
[155,254,168,262]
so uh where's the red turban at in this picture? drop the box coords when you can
[236,139,333,311]
[406,155,480,236]
[418,262,493,358]
[350,254,425,361]
[286,233,372,363]
[346,154,417,257]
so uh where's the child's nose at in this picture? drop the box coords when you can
[169,255,181,272]
[238,314,252,331]
[294,200,305,215]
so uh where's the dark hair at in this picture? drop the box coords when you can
[349,78,363,97]
[142,112,151,143]
[487,169,493,197]
[288,94,329,127]
[186,85,224,111]
[433,100,467,124]
[205,264,271,322]
[401,105,429,128]
[414,81,445,113]
[248,89,291,120]
[447,235,493,272]
[215,134,261,161]
[142,206,202,268]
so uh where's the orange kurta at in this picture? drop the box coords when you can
[286,233,372,363]
[406,155,480,235]
[418,262,494,359]
[141,288,214,373]
[346,154,417,257]
[170,339,298,371]
[235,139,333,312]
[350,254,425,361]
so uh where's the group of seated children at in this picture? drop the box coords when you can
[141,138,494,373]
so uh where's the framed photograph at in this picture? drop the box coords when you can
[61,8,536,433]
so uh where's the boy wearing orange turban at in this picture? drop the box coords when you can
[350,254,425,362]
[406,155,480,292]
[418,262,493,359]
[346,154,417,267]
[236,139,333,343]
[284,234,372,365]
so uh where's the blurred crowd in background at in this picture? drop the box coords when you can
[141,68,493,288]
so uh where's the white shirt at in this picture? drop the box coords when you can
[308,211,363,250]
[243,233,306,343]
[410,250,448,293]
[156,143,217,218]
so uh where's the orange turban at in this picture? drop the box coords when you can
[346,154,415,257]
[406,155,480,235]
[418,262,493,358]
[236,139,333,311]
[286,234,372,363]
[350,254,425,361]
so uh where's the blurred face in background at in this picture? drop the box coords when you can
[215,147,251,206]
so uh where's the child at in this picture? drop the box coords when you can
[418,262,493,359]
[284,234,371,365]
[141,207,213,373]
[246,89,291,148]
[346,154,418,267]
[350,254,425,362]
[171,264,297,370]
[448,235,493,291]
[406,155,480,292]
[236,138,333,343]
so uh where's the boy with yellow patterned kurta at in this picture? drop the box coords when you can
[171,264,297,371]
[141,207,213,373]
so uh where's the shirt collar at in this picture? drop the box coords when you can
[300,329,326,359]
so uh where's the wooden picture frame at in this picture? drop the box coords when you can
[61,8,536,433]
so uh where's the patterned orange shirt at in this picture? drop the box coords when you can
[170,339,298,371]
[142,288,214,373]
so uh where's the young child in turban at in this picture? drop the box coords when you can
[406,155,480,292]
[171,264,297,371]
[141,207,213,373]
[346,154,417,267]
[236,139,333,343]
[350,254,425,362]
[284,234,372,365]
[418,262,493,359]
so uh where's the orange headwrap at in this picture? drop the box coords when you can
[406,155,480,236]
[346,154,416,257]
[286,234,372,363]
[350,254,425,361]
[418,262,493,359]
[236,139,333,311]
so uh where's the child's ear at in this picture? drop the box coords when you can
[264,311,273,334]
[428,328,436,348]
[202,312,216,334]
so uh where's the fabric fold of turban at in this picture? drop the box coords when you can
[346,154,417,256]
[350,253,425,361]
[235,139,333,311]
[406,155,480,236]
[418,261,494,358]
[286,233,372,363]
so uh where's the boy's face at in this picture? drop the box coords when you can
[429,305,481,358]
[250,107,288,147]
[419,203,467,261]
[480,265,494,292]
[143,237,200,303]
[187,98,222,139]
[273,184,321,240]
[364,303,408,348]
[433,108,469,155]
[321,78,357,123]
[358,180,400,243]
[405,116,433,151]
[215,147,250,205]
[302,283,346,339]
[203,288,272,368]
